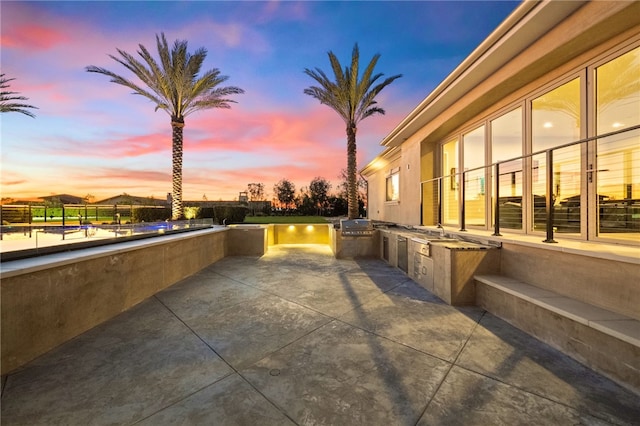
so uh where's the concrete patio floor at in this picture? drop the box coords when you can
[1,244,639,425]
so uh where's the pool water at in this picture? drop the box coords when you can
[0,220,217,255]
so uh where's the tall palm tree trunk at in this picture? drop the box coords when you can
[171,120,185,220]
[346,123,359,220]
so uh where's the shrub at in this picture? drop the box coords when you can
[133,207,171,222]
[213,206,248,224]
[197,207,215,219]
[328,196,348,217]
[0,207,30,223]
[184,206,200,219]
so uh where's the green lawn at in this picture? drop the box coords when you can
[244,215,330,224]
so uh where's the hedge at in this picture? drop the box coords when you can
[197,207,215,219]
[213,206,248,224]
[133,207,171,222]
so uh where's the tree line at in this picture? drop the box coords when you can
[250,171,367,217]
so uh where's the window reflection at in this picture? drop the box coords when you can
[433,46,638,242]
[531,78,581,233]
[442,138,458,225]
[596,47,640,236]
[492,108,523,229]
[463,126,485,226]
[386,168,400,201]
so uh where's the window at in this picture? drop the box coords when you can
[531,77,582,233]
[386,168,400,201]
[463,126,486,226]
[491,107,523,229]
[595,46,640,237]
[426,42,639,244]
[442,138,459,225]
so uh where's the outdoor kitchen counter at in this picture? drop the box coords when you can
[377,227,500,305]
[428,240,493,250]
[427,240,500,305]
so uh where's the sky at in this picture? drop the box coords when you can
[1,0,519,203]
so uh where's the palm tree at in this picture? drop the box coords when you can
[0,74,38,117]
[86,33,244,220]
[304,44,401,219]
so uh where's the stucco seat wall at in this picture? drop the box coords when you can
[475,275,640,394]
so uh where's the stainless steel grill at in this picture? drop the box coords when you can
[340,219,374,236]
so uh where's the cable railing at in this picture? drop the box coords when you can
[421,124,640,243]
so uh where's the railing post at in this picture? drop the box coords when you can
[460,171,466,231]
[492,163,502,236]
[419,182,424,226]
[543,150,557,243]
[438,178,443,226]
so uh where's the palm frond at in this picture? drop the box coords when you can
[356,74,401,122]
[303,43,402,127]
[86,32,244,121]
[0,73,38,117]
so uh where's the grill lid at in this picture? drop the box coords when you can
[340,219,374,236]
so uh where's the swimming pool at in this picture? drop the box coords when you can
[0,219,219,260]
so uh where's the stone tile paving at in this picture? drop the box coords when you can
[1,244,638,425]
[0,298,233,425]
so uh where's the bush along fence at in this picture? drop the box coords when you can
[0,204,170,225]
[0,204,252,226]
[212,206,248,224]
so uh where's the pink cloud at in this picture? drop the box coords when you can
[187,105,345,153]
[32,129,170,159]
[74,167,170,183]
[91,133,170,158]
[253,1,310,24]
[1,23,70,51]
[154,16,272,57]
[2,4,156,87]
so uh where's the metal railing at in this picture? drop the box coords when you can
[0,203,168,227]
[421,124,640,243]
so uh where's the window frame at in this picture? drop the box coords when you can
[385,167,400,202]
